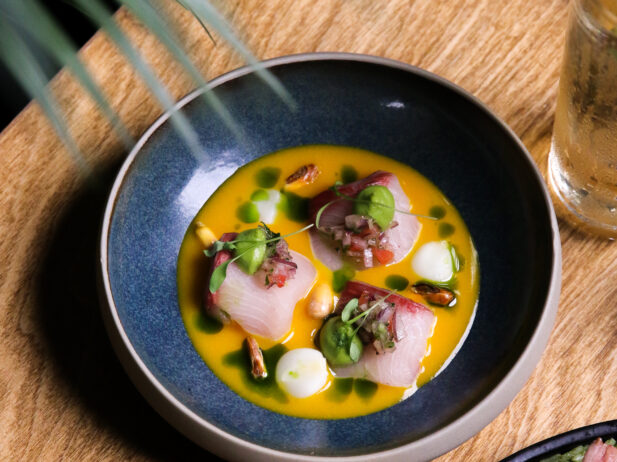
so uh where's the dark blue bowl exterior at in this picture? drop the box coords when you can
[107,59,555,456]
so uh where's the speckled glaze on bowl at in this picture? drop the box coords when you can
[99,53,561,461]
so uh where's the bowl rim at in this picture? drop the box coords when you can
[99,51,562,461]
[501,420,617,461]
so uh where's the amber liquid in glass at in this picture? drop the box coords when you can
[549,0,617,234]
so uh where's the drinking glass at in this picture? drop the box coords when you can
[549,0,617,236]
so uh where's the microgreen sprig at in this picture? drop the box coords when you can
[207,222,314,293]
[338,290,397,357]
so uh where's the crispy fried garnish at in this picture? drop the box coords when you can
[284,164,320,190]
[246,336,267,379]
[411,283,455,306]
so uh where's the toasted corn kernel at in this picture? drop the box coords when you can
[195,222,217,248]
[307,283,333,319]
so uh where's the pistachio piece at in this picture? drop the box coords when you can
[195,222,217,249]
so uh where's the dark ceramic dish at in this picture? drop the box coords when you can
[99,53,561,461]
[503,421,617,461]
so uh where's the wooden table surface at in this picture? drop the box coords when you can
[2,0,617,460]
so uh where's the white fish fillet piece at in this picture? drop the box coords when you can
[215,250,317,340]
[333,300,435,387]
[309,172,421,270]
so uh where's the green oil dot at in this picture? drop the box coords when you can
[194,312,223,334]
[333,265,356,293]
[354,379,378,399]
[429,205,446,219]
[278,191,309,222]
[250,189,269,201]
[237,201,259,223]
[438,222,455,238]
[256,167,281,188]
[326,378,354,402]
[223,343,289,403]
[341,165,358,184]
[385,275,409,291]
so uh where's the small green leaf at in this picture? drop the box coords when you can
[204,241,224,257]
[258,222,280,240]
[341,298,359,323]
[447,242,461,272]
[209,260,231,293]
[348,338,361,362]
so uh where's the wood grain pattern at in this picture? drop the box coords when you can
[1,0,616,460]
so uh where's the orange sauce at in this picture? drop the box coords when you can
[177,145,479,419]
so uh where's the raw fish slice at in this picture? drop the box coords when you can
[583,439,617,462]
[332,281,435,388]
[204,233,317,340]
[384,175,422,263]
[308,171,420,270]
[308,229,344,271]
[607,446,617,462]
[584,439,607,462]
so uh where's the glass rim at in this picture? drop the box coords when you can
[573,0,617,39]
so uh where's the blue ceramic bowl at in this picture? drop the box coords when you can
[100,53,561,461]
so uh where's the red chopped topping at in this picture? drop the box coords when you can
[269,272,287,288]
[373,248,394,265]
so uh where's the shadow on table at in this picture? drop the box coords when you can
[36,161,223,461]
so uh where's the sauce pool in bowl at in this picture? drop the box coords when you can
[177,144,479,419]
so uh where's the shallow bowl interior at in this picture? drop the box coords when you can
[102,54,559,460]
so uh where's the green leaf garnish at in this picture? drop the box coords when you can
[341,298,359,323]
[349,339,361,362]
[206,223,314,292]
[344,290,396,326]
[209,260,231,293]
[204,240,236,257]
[447,242,462,272]
[314,193,437,232]
[258,222,280,241]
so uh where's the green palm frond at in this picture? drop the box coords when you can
[0,0,289,165]
[1,0,133,150]
[176,0,295,107]
[0,15,91,175]
[118,0,241,138]
[69,0,206,160]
